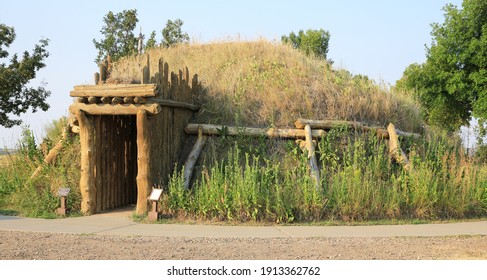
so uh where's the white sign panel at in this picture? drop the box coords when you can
[149,188,163,201]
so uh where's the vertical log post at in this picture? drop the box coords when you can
[136,109,151,215]
[304,125,321,191]
[387,123,411,171]
[183,127,208,190]
[95,116,102,213]
[142,55,150,84]
[77,110,96,215]
[56,196,67,216]
[99,60,107,83]
[148,200,159,221]
[94,72,100,85]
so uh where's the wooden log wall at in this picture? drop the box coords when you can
[146,59,197,194]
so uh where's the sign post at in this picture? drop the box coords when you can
[147,188,163,221]
[56,188,70,216]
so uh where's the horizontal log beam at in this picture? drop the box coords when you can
[69,103,161,115]
[185,123,326,138]
[70,84,158,97]
[72,97,198,110]
[295,118,420,139]
[149,98,200,111]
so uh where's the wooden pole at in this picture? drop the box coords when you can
[185,123,326,139]
[71,84,158,97]
[183,127,207,190]
[95,116,102,213]
[142,55,150,84]
[295,118,420,139]
[136,109,151,215]
[77,97,88,104]
[112,97,123,104]
[134,97,147,104]
[147,98,199,111]
[304,125,320,191]
[69,103,161,115]
[102,117,109,211]
[99,61,107,83]
[77,110,96,215]
[30,126,69,179]
[94,72,100,85]
[123,96,134,104]
[100,96,111,104]
[87,96,99,104]
[387,123,411,171]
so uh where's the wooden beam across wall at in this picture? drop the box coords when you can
[294,118,420,139]
[185,123,326,138]
[149,98,200,111]
[69,103,161,115]
[70,84,158,97]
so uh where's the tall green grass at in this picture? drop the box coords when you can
[0,122,81,218]
[160,128,486,223]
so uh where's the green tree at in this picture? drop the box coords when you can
[93,9,139,63]
[396,0,487,131]
[281,29,331,60]
[0,23,50,128]
[161,19,190,48]
[145,30,157,51]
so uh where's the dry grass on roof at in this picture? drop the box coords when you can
[109,39,423,132]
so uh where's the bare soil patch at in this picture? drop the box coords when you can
[1,230,486,260]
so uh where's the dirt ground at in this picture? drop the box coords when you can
[1,230,486,260]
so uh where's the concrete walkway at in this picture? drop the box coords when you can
[1,208,486,238]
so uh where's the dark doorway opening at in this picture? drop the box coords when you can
[94,115,138,213]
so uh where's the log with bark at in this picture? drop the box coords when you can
[183,127,207,190]
[136,109,151,215]
[30,126,69,179]
[69,103,161,115]
[387,123,411,171]
[70,84,157,97]
[77,109,96,214]
[294,118,420,139]
[185,123,326,139]
[304,125,321,191]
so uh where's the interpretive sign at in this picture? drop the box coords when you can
[149,188,163,201]
[58,188,70,197]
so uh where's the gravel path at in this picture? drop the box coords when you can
[1,230,486,260]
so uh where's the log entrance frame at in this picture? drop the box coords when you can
[69,57,199,215]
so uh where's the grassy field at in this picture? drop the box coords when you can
[0,151,16,168]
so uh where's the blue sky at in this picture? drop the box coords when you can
[0,0,462,147]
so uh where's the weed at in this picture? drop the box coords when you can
[160,128,486,223]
